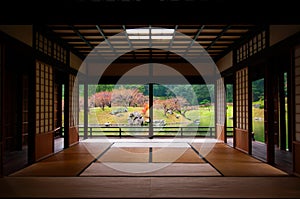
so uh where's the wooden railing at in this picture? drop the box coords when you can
[69,125,234,138]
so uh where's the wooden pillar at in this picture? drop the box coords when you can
[28,63,36,163]
[28,26,36,164]
[279,72,287,150]
[224,83,228,144]
[287,54,293,153]
[64,46,71,148]
[293,45,300,176]
[233,74,237,148]
[16,74,23,151]
[148,60,153,139]
[264,63,277,164]
[57,83,63,137]
[64,74,70,149]
[225,82,228,144]
[149,83,153,138]
[248,68,252,155]
[84,80,88,140]
[214,81,218,139]
[0,43,3,177]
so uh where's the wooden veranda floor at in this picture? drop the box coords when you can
[1,138,300,198]
[227,138,293,175]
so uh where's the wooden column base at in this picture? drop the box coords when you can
[293,141,300,176]
[235,128,249,154]
[69,126,79,146]
[35,132,54,161]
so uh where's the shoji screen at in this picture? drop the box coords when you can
[216,77,226,141]
[235,67,251,153]
[35,61,54,160]
[68,74,79,145]
[35,61,53,134]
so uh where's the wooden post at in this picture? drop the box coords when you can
[248,68,252,155]
[279,72,287,150]
[265,63,276,164]
[214,81,218,139]
[224,82,228,144]
[149,83,153,138]
[64,47,70,148]
[233,74,237,148]
[64,74,69,149]
[84,80,88,140]
[28,26,36,164]
[287,54,293,153]
[16,74,23,151]
[0,43,3,177]
[57,83,63,137]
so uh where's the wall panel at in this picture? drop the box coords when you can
[294,44,300,176]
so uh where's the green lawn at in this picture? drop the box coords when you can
[79,106,194,125]
[75,104,268,142]
[74,102,291,148]
[78,104,263,130]
[185,106,214,127]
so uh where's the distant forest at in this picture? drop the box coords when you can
[78,75,287,106]
[82,84,215,105]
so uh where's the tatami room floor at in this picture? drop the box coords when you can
[1,138,300,198]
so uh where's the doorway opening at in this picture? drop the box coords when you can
[78,83,215,139]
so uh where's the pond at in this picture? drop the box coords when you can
[253,120,264,142]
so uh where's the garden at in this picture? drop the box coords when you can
[73,83,267,141]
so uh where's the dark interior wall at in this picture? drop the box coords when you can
[0,31,32,176]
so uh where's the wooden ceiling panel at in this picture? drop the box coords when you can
[47,24,262,62]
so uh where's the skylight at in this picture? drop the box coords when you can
[126,28,175,40]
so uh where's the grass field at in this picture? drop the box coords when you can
[80,106,194,125]
[77,104,268,142]
[79,106,215,127]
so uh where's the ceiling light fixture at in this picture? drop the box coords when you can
[126,28,175,40]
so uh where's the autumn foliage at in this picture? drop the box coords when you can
[90,89,146,110]
[93,91,112,110]
[89,89,192,117]
[154,97,190,116]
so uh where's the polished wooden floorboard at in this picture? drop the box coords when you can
[228,138,293,175]
[192,143,288,176]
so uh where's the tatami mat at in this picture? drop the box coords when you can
[152,147,205,163]
[112,142,190,148]
[9,140,289,177]
[191,143,288,176]
[80,162,221,176]
[80,142,113,157]
[9,142,111,177]
[97,147,150,163]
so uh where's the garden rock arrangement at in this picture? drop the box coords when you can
[128,112,166,127]
[128,112,144,126]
